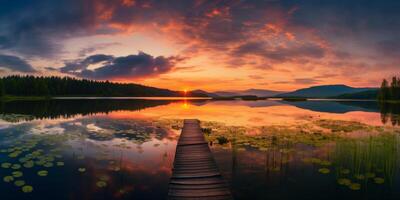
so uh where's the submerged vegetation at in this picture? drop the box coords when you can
[157,118,400,192]
[0,118,177,196]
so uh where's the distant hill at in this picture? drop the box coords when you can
[191,90,220,97]
[276,85,376,98]
[332,89,379,99]
[213,89,284,97]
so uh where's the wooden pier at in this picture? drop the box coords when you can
[168,119,233,200]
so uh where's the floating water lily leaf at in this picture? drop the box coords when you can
[44,162,54,168]
[349,183,361,190]
[365,173,376,178]
[99,175,109,181]
[337,178,351,186]
[56,162,64,166]
[22,185,33,193]
[96,181,107,188]
[1,162,12,169]
[78,168,86,173]
[23,161,34,168]
[318,168,330,174]
[77,155,85,160]
[37,170,48,176]
[8,151,21,158]
[11,164,21,170]
[14,180,25,187]
[320,161,331,166]
[12,171,23,178]
[340,169,350,174]
[18,158,29,163]
[354,174,365,180]
[310,158,322,164]
[3,176,14,183]
[35,160,45,166]
[374,177,385,184]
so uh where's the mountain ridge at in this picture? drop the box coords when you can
[276,84,377,98]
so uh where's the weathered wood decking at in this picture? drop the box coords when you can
[168,119,232,200]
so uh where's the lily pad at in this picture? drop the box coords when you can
[320,161,331,166]
[340,169,350,174]
[1,162,12,169]
[337,178,351,186]
[374,177,385,184]
[113,167,121,172]
[99,175,109,181]
[56,162,64,166]
[318,168,330,174]
[23,161,34,168]
[3,176,14,183]
[43,162,54,168]
[96,181,107,188]
[354,174,365,180]
[11,164,21,170]
[8,151,21,158]
[14,180,25,187]
[349,183,361,190]
[77,155,85,160]
[12,171,23,178]
[22,185,33,193]
[365,173,376,178]
[37,170,48,177]
[78,168,86,173]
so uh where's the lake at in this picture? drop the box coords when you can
[0,99,399,199]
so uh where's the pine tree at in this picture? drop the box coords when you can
[378,79,390,101]
[0,79,4,97]
[390,77,398,100]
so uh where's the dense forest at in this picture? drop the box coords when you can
[378,76,400,101]
[0,75,201,97]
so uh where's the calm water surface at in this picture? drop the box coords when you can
[0,99,399,199]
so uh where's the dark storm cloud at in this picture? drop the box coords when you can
[60,54,114,73]
[60,52,177,79]
[0,0,99,58]
[287,0,400,42]
[0,54,36,72]
[1,0,400,75]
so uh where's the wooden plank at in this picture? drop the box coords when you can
[168,119,232,200]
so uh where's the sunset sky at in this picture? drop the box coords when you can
[0,0,399,91]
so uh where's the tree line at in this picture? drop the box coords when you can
[0,75,194,97]
[378,76,400,101]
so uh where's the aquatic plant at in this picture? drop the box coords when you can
[14,180,25,187]
[216,136,229,145]
[22,185,33,193]
[78,168,86,173]
[1,162,11,169]
[318,168,330,174]
[37,170,48,176]
[3,176,14,183]
[333,133,398,190]
[96,181,107,188]
[12,171,23,178]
